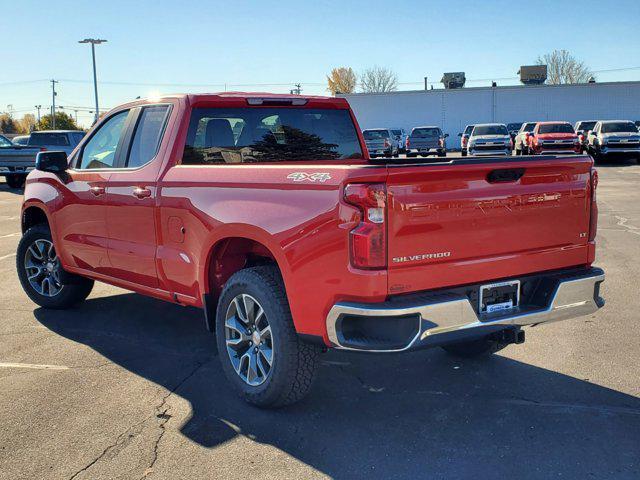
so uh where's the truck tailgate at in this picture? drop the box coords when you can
[385,156,593,295]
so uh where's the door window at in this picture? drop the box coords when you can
[127,105,170,168]
[78,111,129,169]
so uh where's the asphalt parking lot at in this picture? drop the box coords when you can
[0,155,639,480]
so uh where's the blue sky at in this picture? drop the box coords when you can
[1,0,639,127]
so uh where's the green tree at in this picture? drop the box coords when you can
[0,114,18,134]
[37,111,79,130]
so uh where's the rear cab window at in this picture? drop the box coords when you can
[363,130,389,140]
[29,133,70,146]
[412,127,441,137]
[183,107,363,164]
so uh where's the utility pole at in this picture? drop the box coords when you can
[50,80,58,129]
[35,105,42,124]
[290,83,302,95]
[424,77,428,90]
[73,109,79,124]
[78,38,107,124]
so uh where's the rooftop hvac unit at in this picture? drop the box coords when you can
[518,65,547,85]
[441,72,466,89]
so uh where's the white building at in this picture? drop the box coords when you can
[340,81,640,142]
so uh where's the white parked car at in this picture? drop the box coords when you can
[468,123,512,156]
[587,120,640,162]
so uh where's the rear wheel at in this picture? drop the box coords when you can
[441,335,506,358]
[461,149,467,157]
[6,175,25,189]
[438,150,446,157]
[216,265,321,408]
[17,225,94,309]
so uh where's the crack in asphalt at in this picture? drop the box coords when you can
[66,360,209,480]
[140,360,209,479]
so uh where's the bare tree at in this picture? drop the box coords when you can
[327,67,358,95]
[537,50,593,84]
[360,66,398,93]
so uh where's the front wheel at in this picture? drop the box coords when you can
[17,225,94,309]
[216,265,321,408]
[441,336,506,358]
[6,175,25,189]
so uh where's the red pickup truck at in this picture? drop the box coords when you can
[17,93,605,407]
[528,121,582,155]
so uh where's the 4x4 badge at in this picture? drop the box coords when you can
[287,172,332,183]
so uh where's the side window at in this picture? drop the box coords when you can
[72,132,85,146]
[127,105,170,168]
[78,111,129,170]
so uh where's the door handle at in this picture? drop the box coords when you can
[89,186,105,196]
[133,187,152,199]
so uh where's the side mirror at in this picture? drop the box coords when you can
[36,151,68,173]
[444,133,449,138]
[576,130,583,135]
[458,133,462,137]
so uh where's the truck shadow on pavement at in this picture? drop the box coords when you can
[34,293,640,479]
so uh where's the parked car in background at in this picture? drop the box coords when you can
[528,122,580,155]
[12,135,30,146]
[406,126,447,158]
[506,122,523,143]
[17,92,604,408]
[0,135,41,188]
[362,128,398,157]
[390,128,408,153]
[587,120,640,162]
[574,121,598,153]
[467,123,511,156]
[634,120,640,132]
[514,122,537,155]
[459,124,474,156]
[27,130,85,156]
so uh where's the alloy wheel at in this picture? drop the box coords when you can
[24,239,63,297]
[224,294,274,386]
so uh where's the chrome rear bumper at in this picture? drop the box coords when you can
[326,268,604,352]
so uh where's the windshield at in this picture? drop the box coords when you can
[464,125,474,135]
[473,125,508,136]
[412,128,440,137]
[0,136,12,147]
[28,132,70,146]
[183,107,363,164]
[523,123,536,132]
[363,130,389,140]
[390,129,402,136]
[507,123,522,131]
[601,122,638,133]
[538,123,574,134]
[577,121,597,132]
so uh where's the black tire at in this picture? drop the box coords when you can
[406,153,417,158]
[515,148,521,156]
[438,150,447,157]
[441,335,506,358]
[215,265,321,408]
[6,175,25,189]
[461,149,467,157]
[17,225,94,309]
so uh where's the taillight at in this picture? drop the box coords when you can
[438,138,444,148]
[344,183,387,269]
[383,139,390,148]
[40,147,47,152]
[405,137,410,148]
[589,168,598,242]
[462,136,467,147]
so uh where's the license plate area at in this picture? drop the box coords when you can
[479,280,520,314]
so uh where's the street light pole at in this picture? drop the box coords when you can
[78,38,107,124]
[50,80,58,129]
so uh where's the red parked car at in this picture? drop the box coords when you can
[17,93,604,407]
[528,121,581,155]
